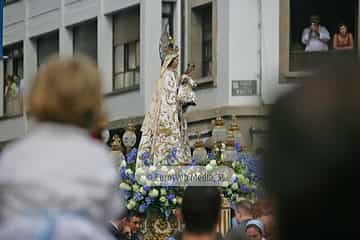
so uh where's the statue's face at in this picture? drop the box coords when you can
[170,57,179,69]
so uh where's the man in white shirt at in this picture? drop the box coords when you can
[302,15,330,52]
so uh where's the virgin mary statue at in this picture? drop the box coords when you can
[136,35,191,167]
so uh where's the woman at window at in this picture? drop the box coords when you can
[333,23,354,50]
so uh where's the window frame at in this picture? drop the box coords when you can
[72,20,98,62]
[279,0,360,82]
[3,42,24,117]
[112,5,141,93]
[187,0,217,87]
[162,1,175,37]
[36,31,59,68]
[4,0,21,6]
[113,40,140,92]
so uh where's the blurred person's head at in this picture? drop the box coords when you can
[310,15,320,32]
[182,187,221,238]
[126,212,141,233]
[310,15,320,26]
[338,23,349,35]
[252,199,273,219]
[246,220,264,240]
[265,57,360,239]
[234,200,253,223]
[260,215,273,240]
[28,56,103,130]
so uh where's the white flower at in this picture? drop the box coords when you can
[126,199,136,210]
[210,160,217,167]
[227,189,233,195]
[149,189,159,198]
[125,169,133,175]
[231,183,239,190]
[172,198,177,205]
[160,188,167,196]
[132,184,140,192]
[119,182,131,191]
[149,166,157,172]
[154,180,161,186]
[120,160,127,167]
[161,166,168,172]
[140,176,147,184]
[222,181,230,188]
[136,167,145,176]
[140,187,146,195]
[159,196,167,203]
[206,164,214,172]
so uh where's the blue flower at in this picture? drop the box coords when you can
[235,143,241,152]
[119,167,127,179]
[144,185,151,192]
[139,204,147,213]
[166,194,175,201]
[145,197,153,206]
[167,237,176,240]
[134,192,144,201]
[207,151,216,160]
[240,185,250,193]
[126,148,138,164]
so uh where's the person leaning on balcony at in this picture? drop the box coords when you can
[0,56,124,239]
[4,75,20,116]
[333,23,354,50]
[301,15,330,52]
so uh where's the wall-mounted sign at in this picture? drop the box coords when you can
[232,80,257,96]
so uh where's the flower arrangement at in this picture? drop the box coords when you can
[118,148,184,219]
[117,147,261,219]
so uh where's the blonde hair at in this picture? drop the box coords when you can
[28,56,103,129]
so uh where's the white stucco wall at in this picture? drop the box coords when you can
[261,0,295,103]
[1,0,291,142]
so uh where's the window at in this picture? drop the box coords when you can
[113,6,140,92]
[200,5,212,77]
[4,43,23,80]
[37,31,59,67]
[162,1,175,36]
[73,21,98,62]
[3,42,23,116]
[280,0,359,78]
[4,0,21,6]
[188,1,215,83]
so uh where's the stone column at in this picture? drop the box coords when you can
[98,0,113,94]
[140,0,161,112]
[59,0,73,56]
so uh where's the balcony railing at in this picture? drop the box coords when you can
[290,49,357,72]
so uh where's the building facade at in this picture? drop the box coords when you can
[2,0,355,147]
